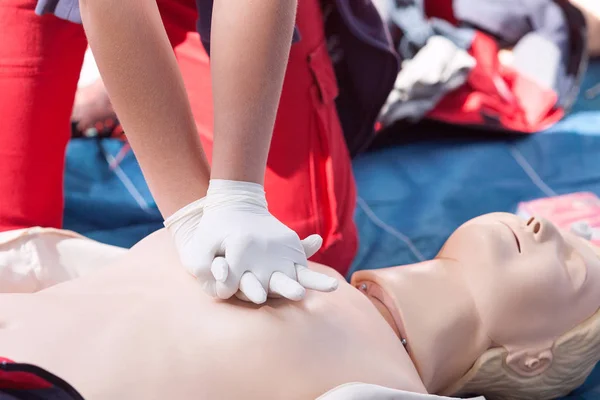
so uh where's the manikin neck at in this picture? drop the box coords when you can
[357,259,492,394]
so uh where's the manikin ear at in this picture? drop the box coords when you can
[505,347,554,377]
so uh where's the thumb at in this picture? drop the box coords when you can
[300,234,323,259]
[211,256,229,283]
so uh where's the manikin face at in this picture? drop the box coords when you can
[438,212,600,350]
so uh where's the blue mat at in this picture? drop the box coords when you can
[63,60,600,399]
[63,140,163,247]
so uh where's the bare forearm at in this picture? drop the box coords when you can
[79,0,210,217]
[210,0,298,184]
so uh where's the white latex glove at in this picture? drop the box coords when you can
[164,179,339,304]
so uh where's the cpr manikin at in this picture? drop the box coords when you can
[0,213,598,399]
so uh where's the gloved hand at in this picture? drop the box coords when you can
[164,179,339,304]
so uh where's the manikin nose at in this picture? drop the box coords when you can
[524,216,557,242]
[525,216,543,236]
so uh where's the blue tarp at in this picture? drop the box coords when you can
[64,140,163,247]
[63,60,600,399]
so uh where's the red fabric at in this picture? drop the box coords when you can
[423,0,457,25]
[0,0,87,231]
[0,358,53,390]
[427,31,564,132]
[0,0,357,274]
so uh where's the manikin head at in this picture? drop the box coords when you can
[352,213,600,400]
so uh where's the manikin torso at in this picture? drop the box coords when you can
[0,230,425,400]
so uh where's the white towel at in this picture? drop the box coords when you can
[0,227,126,293]
[319,382,485,400]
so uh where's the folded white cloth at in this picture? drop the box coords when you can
[0,227,126,293]
[319,382,485,400]
[380,35,476,123]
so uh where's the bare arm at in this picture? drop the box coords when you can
[80,0,297,216]
[209,0,298,184]
[79,0,210,218]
